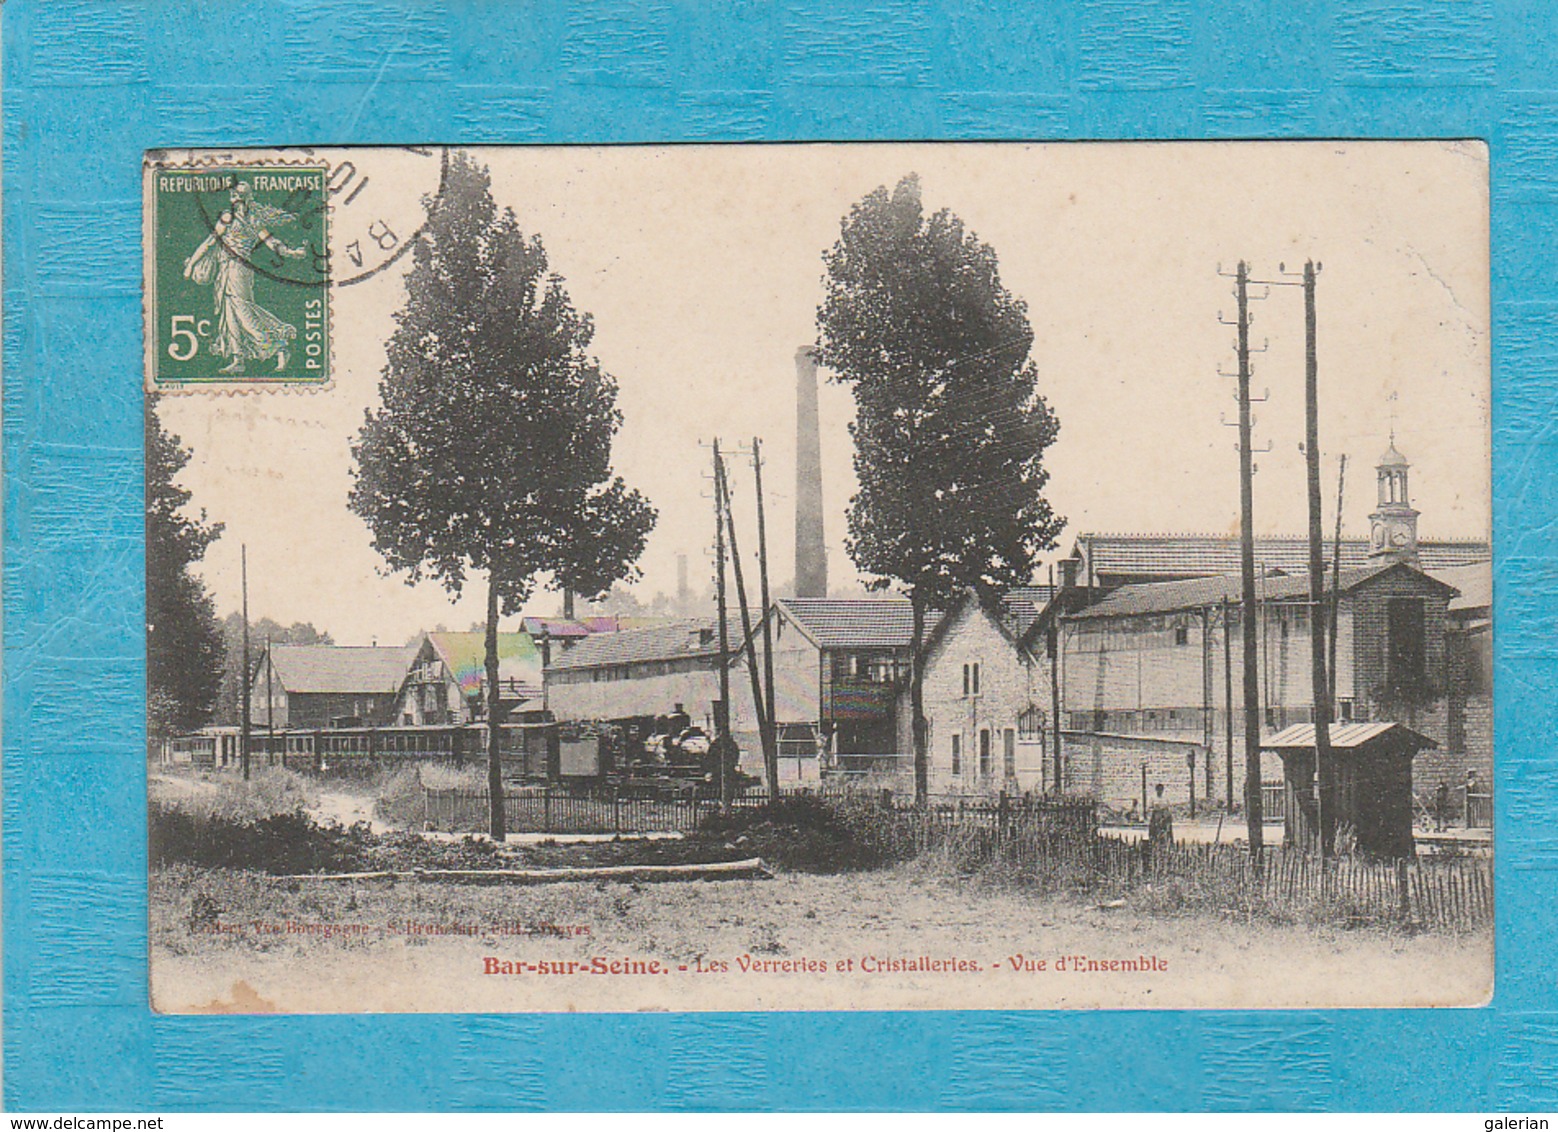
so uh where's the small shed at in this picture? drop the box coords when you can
[1263,722,1437,858]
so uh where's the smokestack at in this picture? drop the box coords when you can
[676,553,690,614]
[794,346,828,599]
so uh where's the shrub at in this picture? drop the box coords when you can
[149,802,375,874]
[153,766,317,824]
[698,793,913,873]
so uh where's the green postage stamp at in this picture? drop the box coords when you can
[145,161,331,390]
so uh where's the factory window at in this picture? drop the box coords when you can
[1175,625,1189,646]
[1003,729,1016,779]
[868,656,904,684]
[951,734,962,776]
[978,729,992,777]
[963,662,981,696]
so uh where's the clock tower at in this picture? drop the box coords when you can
[1369,438,1419,565]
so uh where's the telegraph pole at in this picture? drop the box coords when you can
[1328,455,1347,711]
[240,543,251,782]
[1049,563,1063,795]
[752,439,779,788]
[718,450,776,792]
[1234,262,1265,857]
[1302,260,1335,858]
[711,440,733,809]
[265,633,274,768]
[1222,595,1235,810]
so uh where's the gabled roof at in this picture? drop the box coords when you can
[1069,561,1456,621]
[1000,585,1056,639]
[265,643,417,695]
[1263,721,1438,752]
[547,620,720,671]
[918,590,1034,666]
[775,598,944,651]
[1072,533,1490,580]
[425,631,541,696]
[1429,561,1491,614]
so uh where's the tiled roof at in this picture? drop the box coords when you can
[1000,585,1056,638]
[1263,721,1437,751]
[520,615,675,637]
[1075,533,1490,579]
[777,598,944,650]
[1429,561,1492,613]
[520,617,593,639]
[266,644,417,695]
[547,620,721,671]
[1069,561,1451,620]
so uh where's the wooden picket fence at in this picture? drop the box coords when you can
[424,786,734,835]
[422,784,1093,841]
[422,784,1489,931]
[1058,833,1489,931]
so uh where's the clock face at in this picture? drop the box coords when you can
[1390,529,1410,547]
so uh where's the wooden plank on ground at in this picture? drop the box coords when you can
[278,858,774,884]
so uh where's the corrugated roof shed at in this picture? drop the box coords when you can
[1069,561,1437,620]
[266,644,417,695]
[1429,561,1492,613]
[1264,721,1437,750]
[1075,533,1490,579]
[548,620,720,671]
[777,598,944,650]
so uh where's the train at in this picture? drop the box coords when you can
[164,721,559,779]
[160,711,754,798]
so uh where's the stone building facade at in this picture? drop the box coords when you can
[1059,562,1457,811]
[895,592,1050,795]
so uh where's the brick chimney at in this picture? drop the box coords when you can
[794,345,828,598]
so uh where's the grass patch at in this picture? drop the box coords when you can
[373,762,490,830]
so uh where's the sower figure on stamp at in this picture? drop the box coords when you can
[183,181,306,375]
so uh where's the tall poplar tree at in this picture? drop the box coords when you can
[350,152,655,839]
[817,174,1063,801]
[146,395,226,739]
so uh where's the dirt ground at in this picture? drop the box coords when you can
[150,862,1492,1015]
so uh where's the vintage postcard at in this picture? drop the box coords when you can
[145,142,1492,1014]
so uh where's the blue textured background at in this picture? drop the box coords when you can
[4,0,1552,1112]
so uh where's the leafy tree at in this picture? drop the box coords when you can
[816,174,1064,801]
[350,151,655,839]
[146,395,226,738]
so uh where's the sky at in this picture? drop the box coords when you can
[159,141,1491,646]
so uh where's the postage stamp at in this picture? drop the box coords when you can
[145,161,331,390]
[143,147,447,392]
